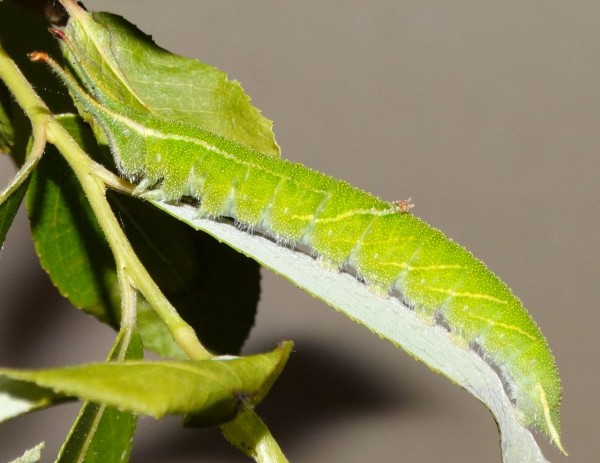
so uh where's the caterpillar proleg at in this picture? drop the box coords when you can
[30,18,563,453]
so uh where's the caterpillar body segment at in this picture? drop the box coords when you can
[32,50,563,452]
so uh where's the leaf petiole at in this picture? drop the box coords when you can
[91,161,136,195]
[0,43,210,360]
[45,116,211,359]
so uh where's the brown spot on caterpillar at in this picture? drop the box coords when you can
[49,29,66,41]
[394,198,414,213]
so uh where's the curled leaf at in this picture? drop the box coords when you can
[61,4,279,156]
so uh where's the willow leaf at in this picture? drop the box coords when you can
[61,7,279,156]
[56,331,143,463]
[151,200,551,463]
[0,342,291,422]
[0,376,66,423]
[0,83,14,155]
[27,115,256,356]
[0,156,36,248]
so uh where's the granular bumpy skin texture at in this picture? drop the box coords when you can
[33,18,563,452]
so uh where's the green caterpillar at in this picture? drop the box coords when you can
[31,24,563,452]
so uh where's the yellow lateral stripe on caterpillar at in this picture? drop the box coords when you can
[31,29,564,453]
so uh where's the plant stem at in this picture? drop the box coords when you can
[221,407,290,463]
[116,268,138,360]
[1,41,289,463]
[0,43,47,166]
[0,42,210,361]
[47,128,288,459]
[0,44,48,127]
[46,118,211,360]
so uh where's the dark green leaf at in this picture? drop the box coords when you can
[0,169,30,250]
[23,116,182,357]
[26,116,120,326]
[0,1,74,114]
[0,83,14,155]
[110,194,260,355]
[0,0,60,250]
[59,404,135,463]
[25,115,257,356]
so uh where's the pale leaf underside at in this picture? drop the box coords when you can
[152,200,551,463]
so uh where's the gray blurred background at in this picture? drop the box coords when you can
[0,1,597,461]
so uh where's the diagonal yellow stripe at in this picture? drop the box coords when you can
[429,287,508,304]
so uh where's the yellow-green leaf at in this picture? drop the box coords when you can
[62,7,279,156]
[0,342,292,422]
[57,330,143,463]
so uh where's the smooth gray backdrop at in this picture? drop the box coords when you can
[1,1,596,462]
